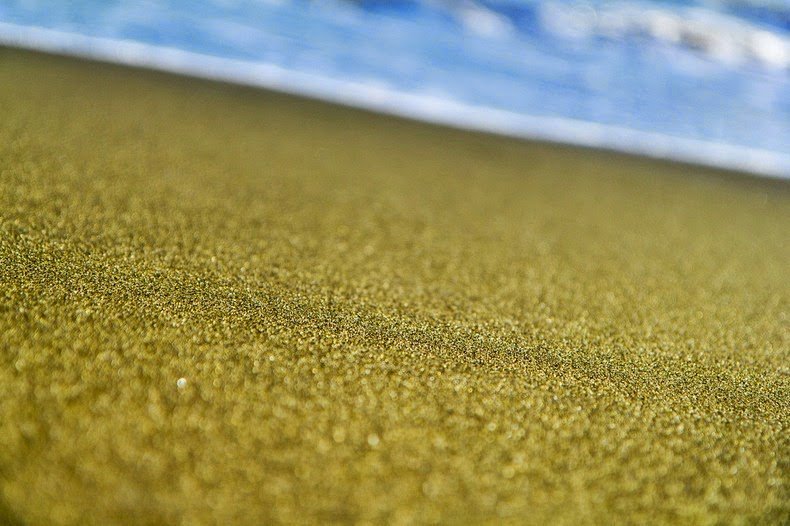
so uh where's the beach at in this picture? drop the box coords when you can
[0,48,788,524]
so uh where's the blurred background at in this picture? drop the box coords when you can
[1,0,788,177]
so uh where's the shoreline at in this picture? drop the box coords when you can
[1,21,788,180]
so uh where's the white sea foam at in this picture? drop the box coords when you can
[540,2,790,70]
[1,21,788,179]
[454,1,515,38]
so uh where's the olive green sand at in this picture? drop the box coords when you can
[1,48,788,525]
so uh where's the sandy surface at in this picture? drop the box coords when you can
[0,48,788,524]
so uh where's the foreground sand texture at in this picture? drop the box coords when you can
[1,48,788,524]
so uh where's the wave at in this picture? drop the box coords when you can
[534,1,790,70]
[2,21,788,179]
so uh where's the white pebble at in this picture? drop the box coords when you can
[176,378,187,389]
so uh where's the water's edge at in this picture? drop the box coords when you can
[3,22,788,180]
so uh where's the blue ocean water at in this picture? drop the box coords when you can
[1,1,789,176]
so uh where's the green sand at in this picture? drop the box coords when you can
[0,48,788,525]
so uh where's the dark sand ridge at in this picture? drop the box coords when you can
[0,48,787,524]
